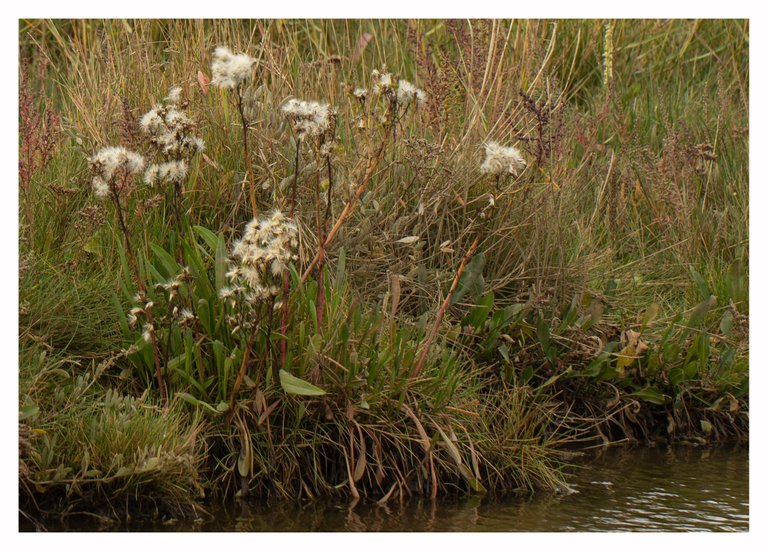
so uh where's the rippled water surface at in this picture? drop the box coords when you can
[31,446,749,532]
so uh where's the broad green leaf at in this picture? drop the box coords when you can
[451,252,485,305]
[150,243,180,279]
[83,233,102,258]
[461,292,494,329]
[279,369,326,396]
[19,404,39,421]
[433,422,462,466]
[629,386,668,405]
[215,233,227,292]
[720,312,734,335]
[193,225,219,251]
[457,463,487,494]
[668,367,685,387]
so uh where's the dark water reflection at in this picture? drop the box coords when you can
[32,446,750,532]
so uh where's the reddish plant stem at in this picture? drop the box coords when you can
[229,303,264,410]
[411,232,482,380]
[301,136,389,283]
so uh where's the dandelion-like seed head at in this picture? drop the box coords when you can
[372,69,395,96]
[281,98,334,140]
[142,323,154,344]
[139,91,204,170]
[144,160,189,186]
[92,176,111,199]
[178,308,195,325]
[210,46,257,90]
[89,146,146,181]
[397,80,427,108]
[166,86,183,105]
[227,210,299,300]
[139,108,165,135]
[480,141,527,177]
[89,146,145,198]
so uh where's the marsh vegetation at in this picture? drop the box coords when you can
[18,19,748,523]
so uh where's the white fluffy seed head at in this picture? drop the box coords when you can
[89,146,145,183]
[144,160,189,186]
[92,176,111,199]
[372,69,394,95]
[281,98,333,139]
[139,108,165,135]
[397,79,427,108]
[166,86,183,105]
[139,99,204,161]
[211,46,257,89]
[480,141,527,176]
[227,210,299,298]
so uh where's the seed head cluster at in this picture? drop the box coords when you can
[397,80,427,108]
[144,160,189,186]
[352,88,368,101]
[480,141,527,177]
[89,146,145,199]
[224,210,299,304]
[210,46,257,90]
[140,87,204,185]
[371,69,394,97]
[281,98,334,140]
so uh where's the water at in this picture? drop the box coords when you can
[27,446,749,532]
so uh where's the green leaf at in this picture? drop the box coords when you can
[176,392,221,414]
[461,292,494,329]
[335,247,347,286]
[451,252,485,305]
[150,243,180,279]
[521,366,534,385]
[683,361,699,379]
[279,369,326,396]
[193,225,219,251]
[689,266,710,300]
[19,404,39,421]
[536,317,557,363]
[433,422,462,466]
[215,233,228,292]
[640,303,660,332]
[668,367,685,387]
[688,295,717,328]
[83,233,102,258]
[111,292,130,337]
[577,341,618,378]
[720,311,734,335]
[498,343,510,363]
[629,386,668,405]
[457,463,487,494]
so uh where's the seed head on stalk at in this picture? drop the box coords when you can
[480,141,527,177]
